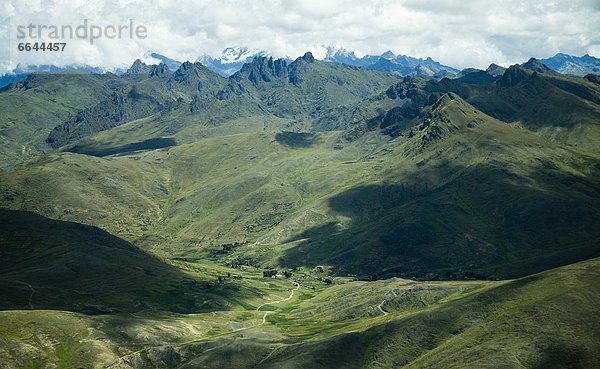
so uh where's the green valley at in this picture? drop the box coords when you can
[0,53,599,368]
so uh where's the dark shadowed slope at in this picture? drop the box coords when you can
[0,208,228,314]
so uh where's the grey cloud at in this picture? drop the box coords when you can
[3,0,599,72]
[487,34,556,61]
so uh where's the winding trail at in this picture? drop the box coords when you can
[256,282,300,323]
[107,282,300,369]
[376,300,389,316]
[376,288,399,316]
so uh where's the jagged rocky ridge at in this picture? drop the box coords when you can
[46,52,400,147]
[43,53,600,153]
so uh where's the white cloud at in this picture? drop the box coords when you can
[3,0,599,73]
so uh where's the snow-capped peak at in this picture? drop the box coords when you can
[139,51,182,71]
[325,46,357,59]
[140,51,163,66]
[219,46,269,64]
[196,54,214,64]
[381,50,396,60]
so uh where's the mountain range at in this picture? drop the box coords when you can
[322,47,459,77]
[0,48,599,368]
[3,47,598,88]
[540,53,600,75]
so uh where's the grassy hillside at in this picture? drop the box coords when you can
[0,257,596,368]
[0,208,235,313]
[451,66,600,149]
[2,93,599,280]
[277,94,600,278]
[257,258,600,369]
[0,151,170,240]
[46,62,228,149]
[0,72,125,166]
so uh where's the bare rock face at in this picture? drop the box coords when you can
[126,59,151,75]
[521,57,552,73]
[496,65,530,88]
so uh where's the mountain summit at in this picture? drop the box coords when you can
[140,51,182,71]
[521,58,552,73]
[197,46,271,76]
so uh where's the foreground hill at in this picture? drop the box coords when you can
[0,208,234,313]
[256,258,600,369]
[0,257,597,368]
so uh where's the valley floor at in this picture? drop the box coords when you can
[1,257,598,369]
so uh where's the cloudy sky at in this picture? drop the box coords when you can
[1,0,599,73]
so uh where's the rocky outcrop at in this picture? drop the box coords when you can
[496,65,531,88]
[149,63,171,77]
[46,88,165,148]
[126,59,152,75]
[521,58,552,73]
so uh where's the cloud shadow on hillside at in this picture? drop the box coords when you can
[275,131,320,148]
[278,162,600,280]
[0,208,238,315]
[67,137,177,157]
